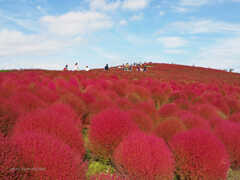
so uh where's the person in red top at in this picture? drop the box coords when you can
[63,64,68,71]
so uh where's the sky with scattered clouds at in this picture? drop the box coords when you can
[0,0,240,71]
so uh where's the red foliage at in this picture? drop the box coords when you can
[127,109,153,132]
[89,108,139,158]
[11,131,86,180]
[115,97,133,111]
[158,103,179,118]
[177,111,212,130]
[7,91,46,116]
[229,112,240,123]
[154,117,186,142]
[13,103,85,157]
[192,104,226,128]
[0,133,26,180]
[214,121,240,169]
[31,85,59,104]
[58,92,87,117]
[0,99,18,136]
[134,100,159,124]
[170,129,230,180]
[113,131,175,180]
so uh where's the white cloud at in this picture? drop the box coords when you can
[158,19,240,35]
[159,11,165,16]
[179,0,209,6]
[130,14,143,21]
[192,36,240,72]
[172,6,189,13]
[120,19,128,25]
[157,36,188,48]
[89,0,121,11]
[41,11,113,36]
[91,47,123,66]
[0,29,76,57]
[122,0,150,11]
[164,49,185,54]
[171,20,240,34]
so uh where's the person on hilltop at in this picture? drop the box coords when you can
[137,64,140,72]
[85,66,90,71]
[143,65,147,72]
[74,62,80,71]
[125,63,129,71]
[63,64,68,71]
[104,64,109,71]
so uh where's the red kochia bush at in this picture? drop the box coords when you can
[192,104,226,128]
[134,100,159,123]
[154,118,186,142]
[13,103,85,157]
[170,129,230,180]
[89,108,138,158]
[177,111,212,130]
[11,131,86,180]
[214,121,240,169]
[127,109,153,132]
[0,133,25,179]
[7,91,46,115]
[113,131,175,180]
[158,103,179,118]
[58,92,87,117]
[229,112,240,123]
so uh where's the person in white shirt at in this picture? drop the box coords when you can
[85,66,90,71]
[74,62,80,71]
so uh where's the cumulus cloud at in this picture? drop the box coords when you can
[179,0,209,6]
[41,11,113,36]
[130,14,143,21]
[119,19,128,25]
[164,49,185,54]
[89,0,121,11]
[157,19,240,35]
[122,0,151,11]
[157,36,188,48]
[159,11,165,16]
[171,20,240,34]
[193,36,240,71]
[88,0,151,11]
[0,29,72,56]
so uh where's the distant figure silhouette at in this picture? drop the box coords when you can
[143,66,147,72]
[74,62,79,71]
[85,66,89,71]
[104,64,109,71]
[64,64,68,71]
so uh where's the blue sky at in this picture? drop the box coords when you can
[1,0,240,71]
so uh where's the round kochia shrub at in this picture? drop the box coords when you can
[229,112,240,123]
[127,109,153,132]
[170,129,230,180]
[113,131,175,180]
[158,103,179,118]
[13,103,85,157]
[0,133,25,179]
[214,121,240,169]
[154,117,186,142]
[89,108,138,158]
[11,131,86,180]
[177,111,211,130]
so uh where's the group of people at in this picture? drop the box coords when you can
[63,63,89,71]
[63,62,147,72]
[119,63,147,72]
